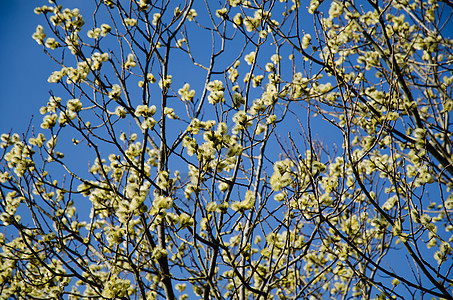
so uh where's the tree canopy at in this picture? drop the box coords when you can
[1,0,453,299]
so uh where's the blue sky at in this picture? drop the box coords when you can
[0,0,340,179]
[1,1,451,298]
[0,1,54,134]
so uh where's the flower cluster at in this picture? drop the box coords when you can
[58,98,83,126]
[207,80,225,104]
[135,104,157,129]
[2,136,35,178]
[178,83,196,101]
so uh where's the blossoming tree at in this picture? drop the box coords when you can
[1,0,452,299]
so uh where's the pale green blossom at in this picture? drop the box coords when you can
[178,83,195,101]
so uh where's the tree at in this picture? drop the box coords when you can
[0,0,452,299]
